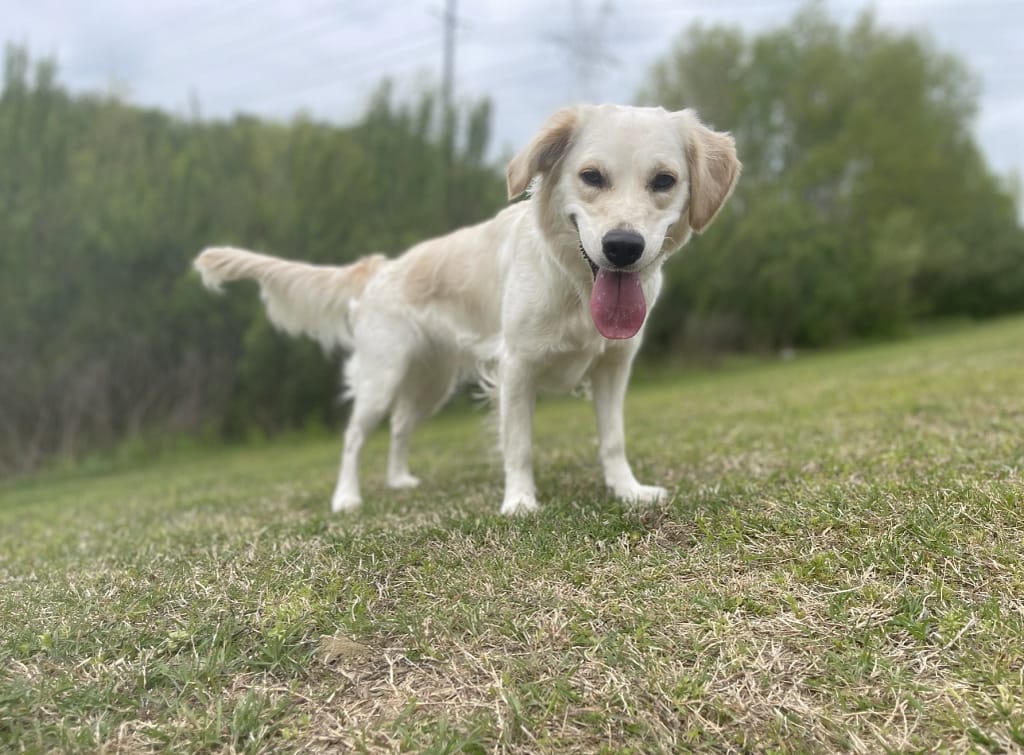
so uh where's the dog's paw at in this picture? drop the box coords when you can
[615,483,669,506]
[500,493,540,517]
[387,473,421,490]
[330,490,362,513]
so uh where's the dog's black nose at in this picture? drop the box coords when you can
[602,230,645,268]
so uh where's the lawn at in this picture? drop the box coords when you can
[2,318,1023,753]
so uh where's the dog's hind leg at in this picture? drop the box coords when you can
[387,398,423,490]
[331,393,389,512]
[386,360,458,489]
[331,353,405,512]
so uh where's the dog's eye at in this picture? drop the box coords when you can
[580,169,606,188]
[651,173,677,192]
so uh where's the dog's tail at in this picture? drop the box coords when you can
[194,246,389,351]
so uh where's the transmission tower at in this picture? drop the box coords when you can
[550,0,618,102]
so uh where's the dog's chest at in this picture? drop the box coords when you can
[534,346,604,393]
[528,300,612,392]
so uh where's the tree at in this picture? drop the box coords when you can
[637,3,1024,351]
[0,47,505,474]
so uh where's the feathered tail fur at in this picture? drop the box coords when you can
[194,246,389,351]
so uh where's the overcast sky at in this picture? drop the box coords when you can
[5,0,1022,183]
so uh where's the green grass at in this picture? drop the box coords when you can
[2,317,1024,753]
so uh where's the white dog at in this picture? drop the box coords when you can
[194,104,740,515]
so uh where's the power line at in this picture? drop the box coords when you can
[146,3,345,69]
[110,0,267,49]
[242,35,442,110]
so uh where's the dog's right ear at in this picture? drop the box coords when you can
[506,107,580,200]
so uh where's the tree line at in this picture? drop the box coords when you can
[0,46,505,474]
[638,6,1024,351]
[2,5,1022,475]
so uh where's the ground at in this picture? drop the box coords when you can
[1,318,1023,753]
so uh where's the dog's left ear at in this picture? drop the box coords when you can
[677,110,741,233]
[506,107,580,200]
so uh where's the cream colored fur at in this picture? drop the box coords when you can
[194,104,740,515]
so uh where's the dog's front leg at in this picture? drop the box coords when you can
[499,356,539,516]
[591,348,668,505]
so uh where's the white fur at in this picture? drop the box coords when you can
[194,104,740,515]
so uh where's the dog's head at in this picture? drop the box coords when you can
[507,105,740,339]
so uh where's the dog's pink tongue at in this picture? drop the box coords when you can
[589,269,647,339]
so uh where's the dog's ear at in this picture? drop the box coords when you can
[678,110,741,233]
[506,107,580,200]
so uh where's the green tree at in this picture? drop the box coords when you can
[0,47,505,474]
[638,3,1024,351]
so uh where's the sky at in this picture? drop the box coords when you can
[4,0,1022,183]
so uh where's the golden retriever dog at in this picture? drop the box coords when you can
[194,104,740,515]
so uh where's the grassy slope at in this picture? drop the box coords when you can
[1,318,1023,753]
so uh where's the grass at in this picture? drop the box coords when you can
[2,317,1024,753]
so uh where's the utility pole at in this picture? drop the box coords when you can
[441,0,457,118]
[551,0,617,102]
[439,0,458,224]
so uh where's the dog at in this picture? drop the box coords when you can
[194,104,740,515]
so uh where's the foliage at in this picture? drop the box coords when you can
[638,3,1024,352]
[0,45,506,474]
[3,2,1024,473]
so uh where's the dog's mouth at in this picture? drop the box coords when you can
[578,238,599,279]
[570,216,647,340]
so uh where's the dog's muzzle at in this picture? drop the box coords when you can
[569,215,648,340]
